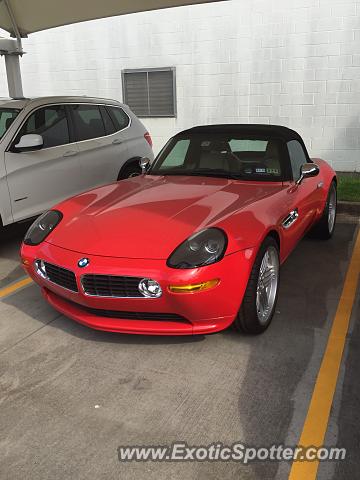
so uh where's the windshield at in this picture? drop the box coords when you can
[0,108,20,140]
[150,134,284,181]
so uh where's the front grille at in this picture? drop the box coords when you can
[84,306,189,323]
[81,274,144,297]
[44,262,78,292]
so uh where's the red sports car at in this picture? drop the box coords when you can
[20,125,337,335]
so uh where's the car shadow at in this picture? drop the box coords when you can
[0,221,33,286]
[53,316,207,346]
[3,282,206,346]
[0,220,31,245]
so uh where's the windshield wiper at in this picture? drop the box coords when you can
[187,169,243,180]
[150,169,242,179]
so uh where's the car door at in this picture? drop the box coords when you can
[4,104,81,222]
[281,140,321,253]
[69,104,129,191]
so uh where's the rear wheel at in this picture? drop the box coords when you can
[117,162,141,180]
[233,237,280,334]
[310,181,337,240]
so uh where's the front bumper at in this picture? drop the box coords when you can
[21,242,256,335]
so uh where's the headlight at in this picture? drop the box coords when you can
[167,228,227,269]
[24,210,63,246]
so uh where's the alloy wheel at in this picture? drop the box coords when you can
[256,246,279,325]
[328,186,337,234]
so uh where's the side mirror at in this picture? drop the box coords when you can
[296,163,319,185]
[139,157,151,174]
[14,134,43,152]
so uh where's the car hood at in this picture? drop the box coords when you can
[47,175,283,259]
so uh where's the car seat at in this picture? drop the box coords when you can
[198,140,233,171]
[263,142,281,173]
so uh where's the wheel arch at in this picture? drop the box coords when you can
[251,228,282,262]
[117,157,142,180]
[247,228,281,268]
[266,229,281,251]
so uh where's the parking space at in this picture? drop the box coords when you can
[0,218,358,479]
[2,2,360,480]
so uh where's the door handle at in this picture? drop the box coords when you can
[112,138,123,145]
[282,209,299,229]
[63,150,78,157]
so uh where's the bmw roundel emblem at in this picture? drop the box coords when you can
[78,258,90,268]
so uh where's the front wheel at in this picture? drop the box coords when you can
[309,181,337,240]
[233,237,280,334]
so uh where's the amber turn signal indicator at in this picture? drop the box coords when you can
[168,279,220,293]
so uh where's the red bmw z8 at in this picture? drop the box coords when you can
[21,125,337,335]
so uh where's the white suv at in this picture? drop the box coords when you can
[0,96,154,229]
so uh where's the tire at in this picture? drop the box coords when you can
[118,163,142,180]
[233,237,280,334]
[309,181,337,240]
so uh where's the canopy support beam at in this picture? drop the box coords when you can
[4,49,23,98]
[0,0,24,98]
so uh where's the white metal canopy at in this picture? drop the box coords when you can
[0,0,222,37]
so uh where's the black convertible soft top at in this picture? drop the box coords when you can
[177,124,305,143]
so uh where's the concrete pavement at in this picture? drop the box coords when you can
[0,219,358,480]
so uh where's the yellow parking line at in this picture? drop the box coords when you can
[0,277,33,299]
[289,229,360,479]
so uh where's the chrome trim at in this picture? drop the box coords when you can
[80,274,160,299]
[34,259,78,293]
[296,163,320,185]
[282,209,299,229]
[34,259,47,279]
[140,156,151,174]
[138,278,162,298]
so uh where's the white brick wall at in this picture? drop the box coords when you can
[1,0,360,170]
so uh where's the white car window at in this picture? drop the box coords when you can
[71,104,106,141]
[16,105,69,148]
[107,106,130,131]
[0,108,20,139]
